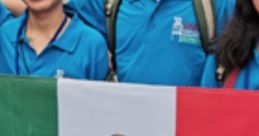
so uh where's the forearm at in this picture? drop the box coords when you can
[1,0,26,16]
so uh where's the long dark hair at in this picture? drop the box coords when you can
[216,0,259,81]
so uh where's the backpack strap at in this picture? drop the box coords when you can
[223,68,240,88]
[105,0,121,71]
[193,0,216,54]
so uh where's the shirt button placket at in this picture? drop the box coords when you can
[145,0,161,41]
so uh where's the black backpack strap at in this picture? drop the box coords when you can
[193,0,216,54]
[105,0,121,71]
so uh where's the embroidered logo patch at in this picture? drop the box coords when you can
[171,16,201,45]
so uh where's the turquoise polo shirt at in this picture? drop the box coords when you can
[0,2,11,26]
[201,51,259,90]
[66,0,235,86]
[0,11,109,80]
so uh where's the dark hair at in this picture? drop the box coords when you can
[216,0,259,81]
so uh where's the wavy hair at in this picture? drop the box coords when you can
[216,0,259,81]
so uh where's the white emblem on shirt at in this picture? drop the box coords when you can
[55,69,65,78]
[172,16,184,36]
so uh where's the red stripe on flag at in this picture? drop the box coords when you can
[176,87,259,136]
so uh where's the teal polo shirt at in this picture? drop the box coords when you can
[66,0,235,86]
[0,11,109,80]
[202,51,259,90]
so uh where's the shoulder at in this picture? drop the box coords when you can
[65,0,105,12]
[212,0,236,35]
[67,12,104,39]
[1,17,19,32]
[69,14,107,51]
[76,17,106,45]
[0,14,24,42]
[64,0,107,35]
[214,0,236,8]
[214,0,236,13]
[71,17,108,64]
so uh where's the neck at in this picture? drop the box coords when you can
[27,5,65,35]
[26,4,67,55]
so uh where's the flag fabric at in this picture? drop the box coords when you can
[0,76,259,136]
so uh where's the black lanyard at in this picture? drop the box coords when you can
[16,14,68,75]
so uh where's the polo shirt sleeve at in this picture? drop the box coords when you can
[0,2,11,26]
[214,0,236,36]
[0,27,5,73]
[64,0,107,37]
[201,55,220,88]
[0,25,11,74]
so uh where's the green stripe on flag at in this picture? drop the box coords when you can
[0,76,58,136]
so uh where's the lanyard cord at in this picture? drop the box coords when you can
[48,15,68,44]
[223,65,250,89]
[16,15,68,75]
[223,68,240,88]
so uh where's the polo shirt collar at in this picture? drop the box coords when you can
[51,12,81,53]
[14,10,80,54]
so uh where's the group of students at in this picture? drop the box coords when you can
[0,0,258,90]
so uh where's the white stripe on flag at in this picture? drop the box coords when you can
[58,79,176,136]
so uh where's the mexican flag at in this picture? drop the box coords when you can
[0,76,259,136]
